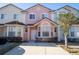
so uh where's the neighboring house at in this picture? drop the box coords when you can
[69,22,79,41]
[0,4,26,41]
[55,5,79,41]
[0,4,79,42]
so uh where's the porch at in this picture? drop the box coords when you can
[26,18,58,42]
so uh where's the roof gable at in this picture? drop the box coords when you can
[0,4,23,10]
[23,4,53,12]
[56,5,79,12]
[33,18,58,27]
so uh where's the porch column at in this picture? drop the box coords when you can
[7,26,9,37]
[15,26,17,37]
[21,27,24,41]
[21,27,24,38]
[49,29,51,37]
[58,25,61,42]
[27,26,30,41]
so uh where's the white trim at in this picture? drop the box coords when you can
[42,13,48,18]
[0,13,5,20]
[6,25,24,37]
[57,25,61,41]
[13,13,20,20]
[33,18,57,27]
[37,24,52,38]
[15,27,17,37]
[20,28,22,37]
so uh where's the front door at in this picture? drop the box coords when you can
[31,30,36,41]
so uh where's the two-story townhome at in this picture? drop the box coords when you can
[55,5,79,41]
[23,4,58,41]
[0,3,79,42]
[0,4,26,41]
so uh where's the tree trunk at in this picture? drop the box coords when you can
[64,34,68,48]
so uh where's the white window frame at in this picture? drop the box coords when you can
[8,26,16,37]
[37,24,51,38]
[0,14,5,19]
[13,14,20,20]
[42,13,48,18]
[28,13,36,20]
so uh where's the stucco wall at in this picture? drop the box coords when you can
[25,4,53,24]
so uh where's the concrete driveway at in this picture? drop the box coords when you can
[5,42,70,55]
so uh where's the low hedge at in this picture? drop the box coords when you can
[6,37,22,42]
[0,37,22,45]
[67,38,77,42]
[0,37,7,45]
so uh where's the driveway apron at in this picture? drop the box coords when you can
[5,42,70,55]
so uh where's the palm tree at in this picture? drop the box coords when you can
[58,13,77,48]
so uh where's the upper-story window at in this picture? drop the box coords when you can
[13,14,20,19]
[52,13,56,20]
[0,14,5,19]
[29,14,35,19]
[42,13,48,19]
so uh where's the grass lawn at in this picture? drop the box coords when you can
[59,45,79,55]
[0,42,21,55]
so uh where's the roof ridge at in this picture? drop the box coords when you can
[23,4,54,12]
[0,3,23,10]
[0,4,79,12]
[56,5,79,11]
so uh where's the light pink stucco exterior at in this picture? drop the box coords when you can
[23,4,57,41]
[25,4,52,24]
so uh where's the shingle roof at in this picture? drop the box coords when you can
[5,21,25,25]
[0,24,4,25]
[56,5,79,12]
[0,4,23,10]
[22,3,54,12]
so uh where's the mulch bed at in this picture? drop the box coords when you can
[60,45,79,55]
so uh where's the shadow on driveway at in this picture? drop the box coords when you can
[20,42,57,47]
[5,46,25,55]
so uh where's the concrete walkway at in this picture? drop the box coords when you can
[5,42,70,55]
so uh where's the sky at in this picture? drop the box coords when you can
[0,3,79,10]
